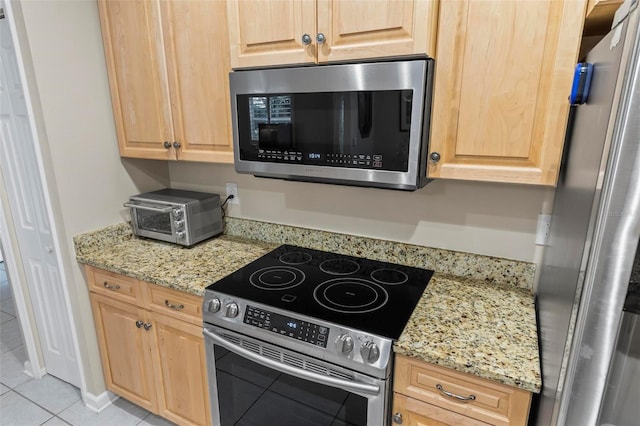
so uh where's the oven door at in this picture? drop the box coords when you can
[124,201,177,244]
[204,325,389,426]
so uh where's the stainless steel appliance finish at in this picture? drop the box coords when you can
[202,245,432,425]
[125,188,222,246]
[229,59,434,190]
[536,1,640,424]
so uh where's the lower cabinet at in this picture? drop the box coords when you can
[86,266,211,426]
[393,355,532,426]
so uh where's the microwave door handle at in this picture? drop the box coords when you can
[123,203,173,213]
[203,327,380,396]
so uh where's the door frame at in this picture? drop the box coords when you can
[0,0,86,396]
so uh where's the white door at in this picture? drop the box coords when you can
[0,5,79,386]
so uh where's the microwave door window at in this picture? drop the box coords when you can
[237,91,411,171]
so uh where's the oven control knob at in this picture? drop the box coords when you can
[176,231,186,240]
[335,334,354,355]
[174,220,185,230]
[173,208,184,218]
[225,302,239,318]
[207,298,221,313]
[360,341,380,363]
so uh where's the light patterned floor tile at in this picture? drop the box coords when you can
[137,412,177,425]
[0,390,53,425]
[0,319,23,354]
[59,397,149,426]
[0,345,30,388]
[15,374,81,414]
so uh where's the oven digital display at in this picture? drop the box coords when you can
[244,305,329,348]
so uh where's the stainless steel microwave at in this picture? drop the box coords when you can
[125,189,222,247]
[229,58,434,191]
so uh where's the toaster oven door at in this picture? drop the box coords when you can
[125,202,177,244]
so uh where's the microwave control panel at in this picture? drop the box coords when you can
[255,150,384,169]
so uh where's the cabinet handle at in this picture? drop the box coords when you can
[435,384,476,402]
[173,141,181,149]
[103,281,120,291]
[135,320,143,329]
[429,152,441,163]
[316,33,326,44]
[163,141,171,149]
[392,412,403,424]
[143,322,152,331]
[164,299,184,311]
[301,34,312,45]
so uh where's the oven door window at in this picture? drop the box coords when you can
[236,91,413,172]
[134,208,172,235]
[214,345,368,426]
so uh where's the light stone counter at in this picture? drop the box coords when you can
[73,218,541,393]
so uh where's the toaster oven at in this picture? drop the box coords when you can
[125,189,222,246]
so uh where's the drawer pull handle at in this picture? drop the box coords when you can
[165,300,184,310]
[135,320,143,329]
[103,281,120,291]
[436,384,476,402]
[143,322,152,331]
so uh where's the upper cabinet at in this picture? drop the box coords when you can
[427,0,588,185]
[99,0,234,163]
[226,0,438,68]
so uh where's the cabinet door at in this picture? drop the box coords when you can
[316,0,438,63]
[227,0,317,68]
[393,393,491,426]
[428,0,587,185]
[160,1,234,163]
[149,312,211,426]
[98,0,174,160]
[90,293,157,412]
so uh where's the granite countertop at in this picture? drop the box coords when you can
[394,275,540,393]
[74,219,541,394]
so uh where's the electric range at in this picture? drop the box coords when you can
[202,244,433,379]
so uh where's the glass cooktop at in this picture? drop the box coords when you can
[206,244,434,339]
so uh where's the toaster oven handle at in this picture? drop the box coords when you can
[203,327,381,396]
[123,203,173,213]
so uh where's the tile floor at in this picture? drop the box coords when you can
[0,262,176,425]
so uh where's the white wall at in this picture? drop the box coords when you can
[14,0,170,394]
[169,163,555,263]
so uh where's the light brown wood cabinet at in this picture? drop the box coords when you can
[86,267,211,426]
[427,0,589,185]
[393,355,532,426]
[226,0,438,68]
[99,0,233,163]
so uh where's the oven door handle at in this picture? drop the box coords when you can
[123,203,173,213]
[203,327,381,396]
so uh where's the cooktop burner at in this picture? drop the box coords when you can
[206,245,434,339]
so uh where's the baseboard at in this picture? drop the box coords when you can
[22,360,46,379]
[83,390,119,413]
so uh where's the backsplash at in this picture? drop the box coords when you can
[224,217,535,289]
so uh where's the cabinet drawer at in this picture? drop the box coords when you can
[145,284,203,326]
[394,355,531,426]
[87,267,140,305]
[393,393,490,426]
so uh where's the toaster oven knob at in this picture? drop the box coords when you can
[225,302,239,318]
[176,231,186,240]
[173,208,184,218]
[174,220,185,230]
[360,341,380,363]
[207,298,221,313]
[335,333,354,355]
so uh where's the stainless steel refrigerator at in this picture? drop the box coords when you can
[536,0,640,425]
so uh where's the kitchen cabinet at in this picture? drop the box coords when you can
[86,267,211,426]
[226,0,438,68]
[393,355,532,426]
[98,0,233,163]
[427,0,588,185]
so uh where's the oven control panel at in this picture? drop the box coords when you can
[244,305,329,348]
